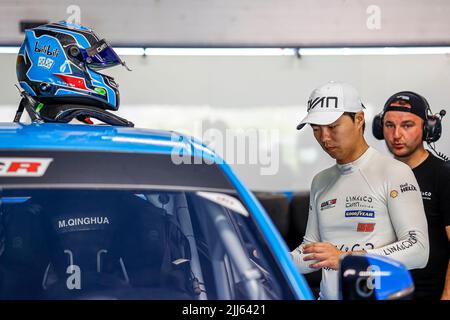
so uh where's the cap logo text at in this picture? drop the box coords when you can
[307,96,338,112]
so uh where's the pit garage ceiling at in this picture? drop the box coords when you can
[1,0,450,47]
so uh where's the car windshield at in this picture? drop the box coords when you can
[0,187,295,300]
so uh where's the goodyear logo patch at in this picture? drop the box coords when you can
[345,210,375,218]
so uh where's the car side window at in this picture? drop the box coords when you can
[225,207,295,299]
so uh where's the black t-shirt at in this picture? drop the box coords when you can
[411,152,450,299]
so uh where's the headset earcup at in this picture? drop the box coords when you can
[434,118,443,142]
[372,114,384,140]
[423,120,429,142]
[424,117,442,143]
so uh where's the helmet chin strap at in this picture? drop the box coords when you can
[14,85,44,123]
[14,86,134,127]
[41,104,135,127]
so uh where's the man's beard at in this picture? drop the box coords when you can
[388,142,419,159]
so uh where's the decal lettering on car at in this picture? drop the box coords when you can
[0,158,53,177]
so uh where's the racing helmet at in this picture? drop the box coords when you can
[16,21,125,111]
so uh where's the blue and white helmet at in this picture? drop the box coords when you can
[16,21,125,111]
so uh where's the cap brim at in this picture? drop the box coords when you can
[296,111,345,130]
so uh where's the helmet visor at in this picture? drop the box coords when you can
[84,39,123,70]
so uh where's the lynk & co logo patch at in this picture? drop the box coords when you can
[345,195,373,209]
[421,191,432,201]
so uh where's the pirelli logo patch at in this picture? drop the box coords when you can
[345,210,375,218]
[0,158,53,177]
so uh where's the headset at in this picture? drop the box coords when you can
[372,91,448,161]
[372,91,445,143]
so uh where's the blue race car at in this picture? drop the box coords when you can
[0,122,315,300]
[0,122,414,300]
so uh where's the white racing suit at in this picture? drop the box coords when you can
[291,147,429,300]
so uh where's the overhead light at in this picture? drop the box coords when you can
[144,47,450,56]
[144,48,296,56]
[113,47,146,56]
[0,47,20,54]
[1,46,450,56]
[298,47,450,56]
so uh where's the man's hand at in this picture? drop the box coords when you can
[303,242,345,270]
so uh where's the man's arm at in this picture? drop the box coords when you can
[438,163,450,300]
[291,194,321,274]
[365,163,429,270]
[441,226,450,300]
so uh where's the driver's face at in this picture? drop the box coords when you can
[311,112,364,162]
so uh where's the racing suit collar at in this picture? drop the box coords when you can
[336,147,374,175]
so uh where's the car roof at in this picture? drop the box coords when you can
[0,122,217,160]
[0,122,314,299]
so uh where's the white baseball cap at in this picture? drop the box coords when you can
[296,81,365,130]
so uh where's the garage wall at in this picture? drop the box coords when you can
[1,52,450,191]
[2,0,450,46]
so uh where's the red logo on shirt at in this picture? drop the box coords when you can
[357,223,375,232]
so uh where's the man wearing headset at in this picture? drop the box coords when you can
[291,81,429,300]
[373,91,450,300]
